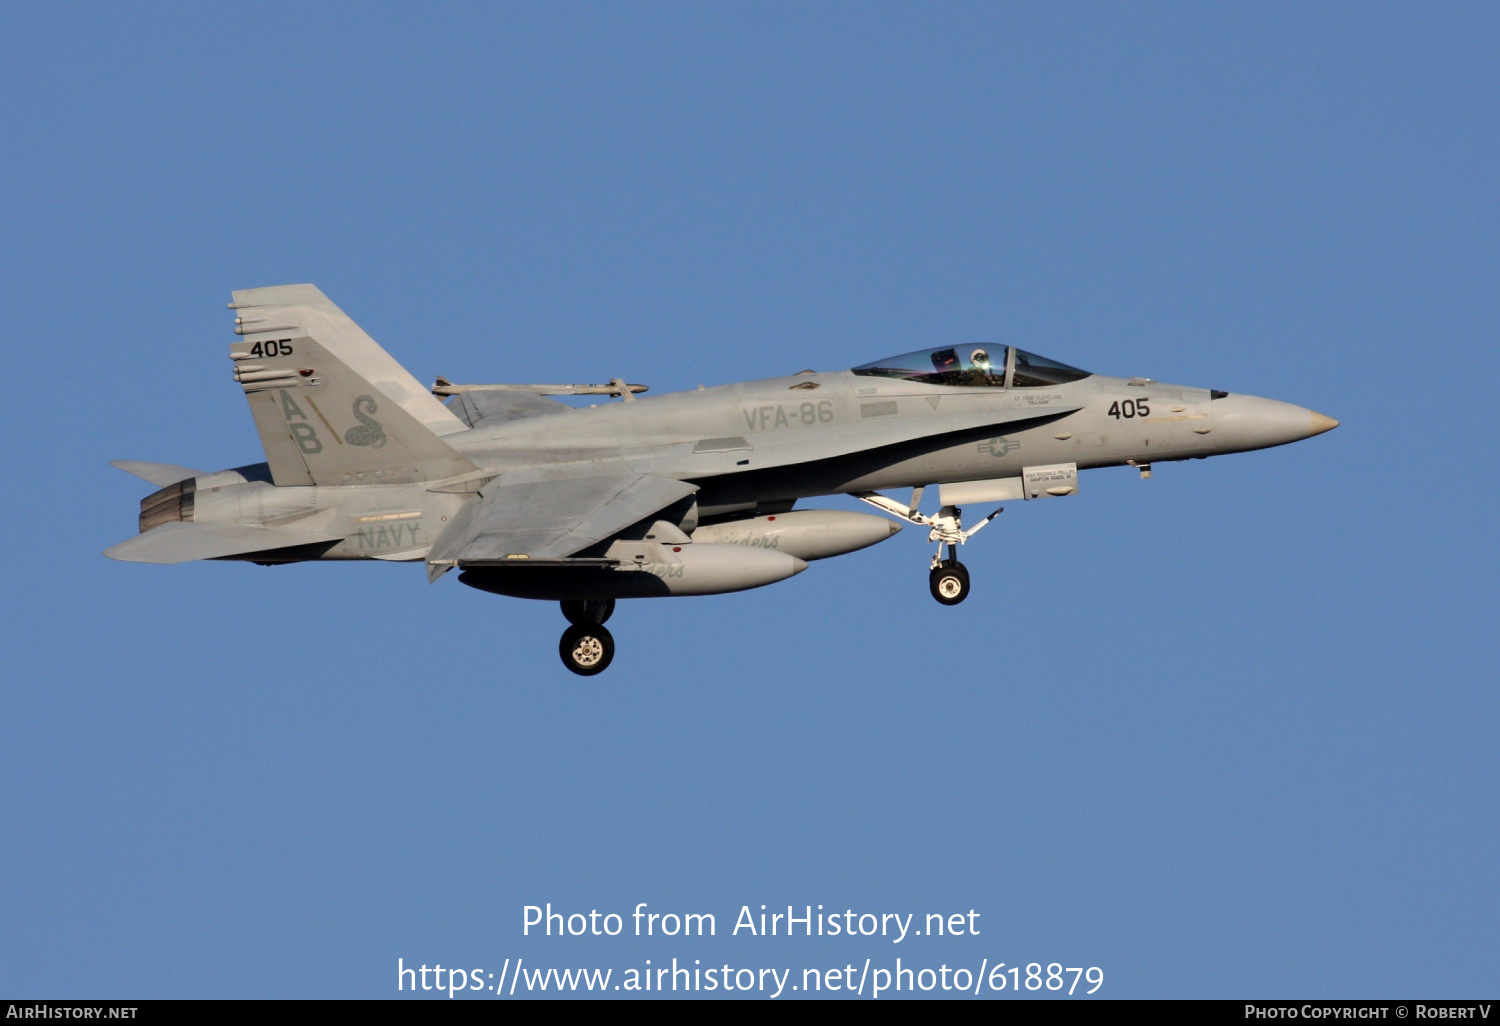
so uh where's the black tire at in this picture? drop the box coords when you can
[559,623,615,676]
[560,598,616,625]
[929,561,970,605]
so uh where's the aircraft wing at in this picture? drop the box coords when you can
[448,390,568,428]
[104,521,345,564]
[426,472,697,579]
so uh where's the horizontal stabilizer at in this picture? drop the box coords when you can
[104,521,345,564]
[110,460,203,487]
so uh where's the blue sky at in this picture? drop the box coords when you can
[1,2,1495,998]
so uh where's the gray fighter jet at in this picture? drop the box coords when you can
[108,285,1337,674]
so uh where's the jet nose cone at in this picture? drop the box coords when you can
[1309,412,1340,436]
[1211,395,1339,454]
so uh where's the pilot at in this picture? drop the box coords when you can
[966,347,997,387]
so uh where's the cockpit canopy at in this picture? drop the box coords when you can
[851,345,1091,388]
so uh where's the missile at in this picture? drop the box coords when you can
[690,509,901,561]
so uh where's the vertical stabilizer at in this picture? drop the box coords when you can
[227,285,477,486]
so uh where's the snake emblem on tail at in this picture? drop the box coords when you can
[344,394,388,448]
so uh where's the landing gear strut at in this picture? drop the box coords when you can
[558,599,616,676]
[560,598,614,626]
[854,488,1002,606]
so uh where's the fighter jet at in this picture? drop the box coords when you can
[108,285,1337,675]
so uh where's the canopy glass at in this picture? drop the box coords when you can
[851,346,1090,388]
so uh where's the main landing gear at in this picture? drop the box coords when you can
[558,598,616,676]
[930,553,970,605]
[854,488,1002,607]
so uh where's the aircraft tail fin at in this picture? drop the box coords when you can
[226,285,477,486]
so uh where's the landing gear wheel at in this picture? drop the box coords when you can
[560,598,615,625]
[560,623,615,676]
[929,561,970,605]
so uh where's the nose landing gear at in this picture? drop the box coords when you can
[854,488,1001,606]
[558,598,616,676]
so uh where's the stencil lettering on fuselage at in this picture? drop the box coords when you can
[742,401,834,432]
[348,522,423,552]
